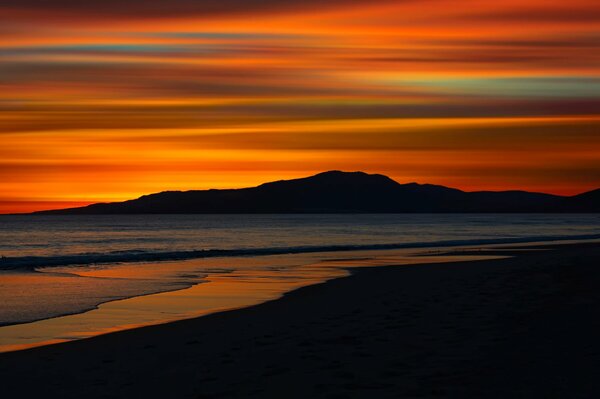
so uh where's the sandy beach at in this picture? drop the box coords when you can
[1,241,599,398]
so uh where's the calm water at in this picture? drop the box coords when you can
[1,214,599,269]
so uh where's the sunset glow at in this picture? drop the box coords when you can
[1,0,599,212]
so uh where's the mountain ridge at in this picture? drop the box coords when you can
[32,171,599,214]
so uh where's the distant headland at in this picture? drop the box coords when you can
[32,171,599,214]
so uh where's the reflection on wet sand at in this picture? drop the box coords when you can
[0,248,503,352]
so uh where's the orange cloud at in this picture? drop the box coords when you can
[0,0,599,212]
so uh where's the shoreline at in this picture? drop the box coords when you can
[0,237,598,353]
[2,235,598,326]
[1,241,600,397]
[0,247,500,352]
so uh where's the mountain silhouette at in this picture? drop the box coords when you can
[562,188,600,212]
[33,171,598,214]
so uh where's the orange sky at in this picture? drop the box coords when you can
[0,0,599,213]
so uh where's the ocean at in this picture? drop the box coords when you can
[1,213,600,269]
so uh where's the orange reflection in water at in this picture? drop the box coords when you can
[0,249,505,353]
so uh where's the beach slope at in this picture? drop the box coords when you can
[1,242,599,398]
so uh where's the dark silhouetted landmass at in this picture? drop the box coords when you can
[563,188,600,212]
[33,171,599,214]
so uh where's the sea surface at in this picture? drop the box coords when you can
[0,214,599,351]
[1,214,599,269]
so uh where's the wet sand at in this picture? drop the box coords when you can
[1,242,599,398]
[0,251,496,352]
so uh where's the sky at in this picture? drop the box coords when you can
[1,0,599,213]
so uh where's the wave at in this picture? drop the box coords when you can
[1,233,599,271]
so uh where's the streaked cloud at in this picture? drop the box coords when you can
[0,0,378,19]
[0,0,598,212]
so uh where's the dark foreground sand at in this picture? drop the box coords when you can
[1,242,600,398]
